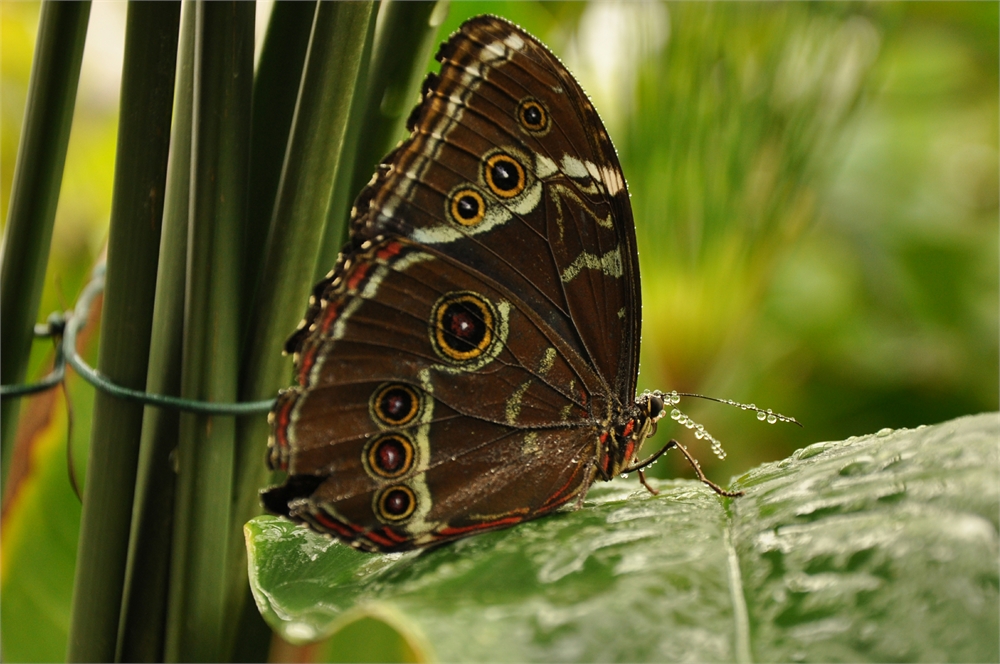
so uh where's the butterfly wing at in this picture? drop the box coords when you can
[267,16,645,551]
[351,15,641,401]
[266,238,605,551]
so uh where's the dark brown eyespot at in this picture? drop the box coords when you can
[370,383,420,427]
[430,291,496,362]
[484,153,526,198]
[364,433,415,479]
[517,97,549,134]
[448,187,486,226]
[376,485,416,521]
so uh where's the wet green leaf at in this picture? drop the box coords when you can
[247,414,998,662]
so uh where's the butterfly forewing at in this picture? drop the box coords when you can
[355,16,640,398]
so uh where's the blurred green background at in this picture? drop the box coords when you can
[1,1,997,661]
[5,1,994,484]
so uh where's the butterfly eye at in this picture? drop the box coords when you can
[364,434,414,479]
[648,394,664,419]
[516,97,549,134]
[371,383,420,427]
[430,292,496,362]
[376,485,417,522]
[448,188,486,226]
[484,153,526,198]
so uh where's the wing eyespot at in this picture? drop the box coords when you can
[430,291,496,362]
[370,383,421,427]
[375,485,417,522]
[516,97,550,135]
[363,433,415,479]
[483,152,526,198]
[447,187,487,227]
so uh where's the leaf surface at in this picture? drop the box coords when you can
[246,413,999,662]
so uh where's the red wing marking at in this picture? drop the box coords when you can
[438,515,523,537]
[381,527,409,543]
[318,300,344,334]
[297,347,317,384]
[375,240,403,261]
[539,464,586,511]
[363,530,395,548]
[346,263,370,292]
[311,511,355,539]
[622,419,635,438]
[272,397,295,469]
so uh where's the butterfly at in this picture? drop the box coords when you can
[261,14,773,553]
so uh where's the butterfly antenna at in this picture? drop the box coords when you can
[652,390,800,461]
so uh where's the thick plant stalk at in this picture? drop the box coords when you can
[228,0,374,651]
[164,2,253,661]
[117,2,194,660]
[66,2,180,661]
[243,0,317,310]
[0,0,90,494]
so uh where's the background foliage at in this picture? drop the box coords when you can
[1,1,996,662]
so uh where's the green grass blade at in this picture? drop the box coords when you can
[117,2,194,660]
[244,0,317,308]
[229,2,374,654]
[0,0,90,494]
[65,2,180,661]
[313,6,377,278]
[164,2,253,661]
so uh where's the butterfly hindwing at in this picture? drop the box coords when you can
[266,238,604,550]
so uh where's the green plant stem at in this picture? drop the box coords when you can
[243,0,317,310]
[164,2,253,661]
[0,0,90,496]
[227,5,322,659]
[117,2,194,660]
[314,5,378,278]
[66,2,180,662]
[229,0,374,652]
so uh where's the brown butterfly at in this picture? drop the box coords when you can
[261,15,785,553]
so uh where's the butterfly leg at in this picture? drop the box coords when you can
[623,440,744,498]
[637,469,659,496]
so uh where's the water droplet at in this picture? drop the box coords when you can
[671,408,682,420]
[695,431,705,439]
[757,411,767,421]
[876,427,894,437]
[767,414,777,424]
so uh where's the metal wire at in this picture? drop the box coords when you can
[2,264,276,415]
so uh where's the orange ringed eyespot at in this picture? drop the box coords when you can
[517,98,549,133]
[371,384,420,426]
[449,188,486,226]
[431,292,495,361]
[484,153,526,198]
[365,434,415,479]
[377,485,416,521]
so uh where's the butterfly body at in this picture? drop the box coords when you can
[263,15,671,552]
